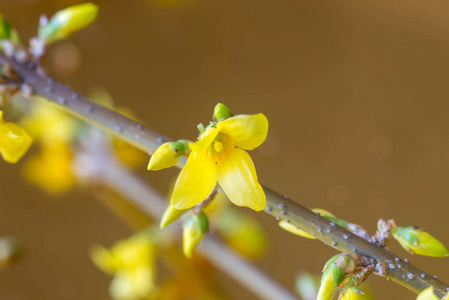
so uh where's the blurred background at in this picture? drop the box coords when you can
[1,0,449,299]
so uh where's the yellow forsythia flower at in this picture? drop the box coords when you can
[90,232,157,300]
[170,106,268,211]
[416,287,440,300]
[0,111,32,164]
[23,143,75,195]
[20,101,77,146]
[39,3,98,43]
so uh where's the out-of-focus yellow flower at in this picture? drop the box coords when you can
[214,209,267,258]
[89,86,147,169]
[90,231,157,300]
[416,287,440,300]
[23,143,75,195]
[20,101,77,146]
[0,110,32,164]
[151,104,268,211]
[391,226,449,257]
[39,3,98,43]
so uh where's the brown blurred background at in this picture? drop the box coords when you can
[1,0,449,299]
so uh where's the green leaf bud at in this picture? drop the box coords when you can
[214,103,233,121]
[0,14,11,40]
[183,211,209,258]
[39,3,98,43]
[391,226,449,257]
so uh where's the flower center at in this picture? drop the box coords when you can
[208,133,234,162]
[214,141,224,154]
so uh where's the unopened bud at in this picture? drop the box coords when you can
[183,211,209,258]
[38,3,98,43]
[214,103,233,121]
[159,204,186,229]
[317,266,343,300]
[391,226,449,257]
[147,140,187,171]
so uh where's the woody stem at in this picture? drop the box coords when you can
[1,52,448,297]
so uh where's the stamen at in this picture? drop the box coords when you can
[214,141,224,154]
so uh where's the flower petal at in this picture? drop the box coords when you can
[0,119,33,164]
[217,113,268,150]
[189,127,219,153]
[171,150,217,209]
[217,148,266,211]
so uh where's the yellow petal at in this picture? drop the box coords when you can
[0,115,33,164]
[216,148,266,211]
[89,245,116,274]
[217,113,268,150]
[417,287,439,300]
[279,220,316,239]
[171,150,217,209]
[190,127,219,152]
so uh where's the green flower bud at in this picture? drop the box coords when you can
[214,103,233,121]
[416,287,440,300]
[391,226,449,257]
[183,211,209,258]
[159,204,186,229]
[39,3,98,43]
[147,140,187,171]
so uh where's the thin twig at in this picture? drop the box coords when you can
[1,52,448,297]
